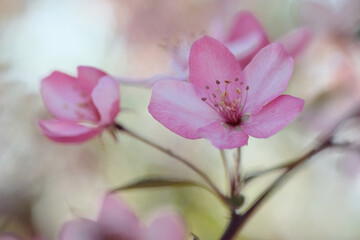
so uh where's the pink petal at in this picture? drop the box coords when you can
[198,121,249,149]
[77,66,107,94]
[115,71,188,87]
[41,71,99,122]
[38,120,101,143]
[144,212,186,240]
[225,11,270,68]
[0,234,22,240]
[148,80,220,139]
[189,36,245,99]
[98,194,142,240]
[279,27,312,57]
[59,219,102,240]
[242,95,304,138]
[91,76,120,126]
[242,43,294,115]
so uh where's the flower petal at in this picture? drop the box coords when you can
[91,76,120,126]
[144,212,186,240]
[242,43,294,114]
[148,80,220,139]
[225,11,270,68]
[59,219,102,240]
[98,194,142,240]
[198,121,249,149]
[278,27,312,57]
[0,234,22,240]
[115,71,188,87]
[41,71,99,122]
[38,120,101,143]
[77,66,107,94]
[189,36,244,97]
[242,95,304,138]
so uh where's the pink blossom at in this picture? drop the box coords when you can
[39,66,120,143]
[0,234,42,240]
[116,11,311,87]
[0,234,21,240]
[300,0,360,38]
[59,194,186,240]
[148,36,304,149]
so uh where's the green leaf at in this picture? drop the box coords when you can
[110,177,213,193]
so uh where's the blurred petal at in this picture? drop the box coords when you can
[148,80,220,139]
[41,71,99,122]
[144,212,186,240]
[77,66,107,94]
[115,71,188,87]
[0,234,22,240]
[198,121,249,149]
[59,219,102,240]
[225,11,270,68]
[189,36,244,94]
[243,43,294,114]
[98,194,142,240]
[242,95,304,138]
[91,76,120,125]
[38,120,101,143]
[279,27,312,57]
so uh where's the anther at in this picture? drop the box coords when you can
[216,80,220,85]
[212,94,216,98]
[224,80,231,84]
[201,97,207,101]
[205,86,210,90]
[240,82,243,85]
[236,88,242,94]
[235,78,239,82]
[246,85,249,90]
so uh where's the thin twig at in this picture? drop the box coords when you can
[233,147,241,196]
[114,123,228,206]
[220,149,232,195]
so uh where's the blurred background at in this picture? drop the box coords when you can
[0,0,359,239]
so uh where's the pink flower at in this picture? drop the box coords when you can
[148,36,304,149]
[39,66,120,143]
[0,234,21,240]
[116,11,311,87]
[59,194,186,240]
[300,0,360,38]
[0,234,42,240]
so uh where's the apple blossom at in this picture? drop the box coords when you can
[148,36,304,149]
[116,11,311,87]
[39,66,120,143]
[59,194,186,240]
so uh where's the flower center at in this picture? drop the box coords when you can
[201,78,249,126]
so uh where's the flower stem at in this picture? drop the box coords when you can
[114,123,228,206]
[220,139,332,239]
[220,149,232,195]
[233,148,241,196]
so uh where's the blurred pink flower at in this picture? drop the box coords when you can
[0,234,42,240]
[39,66,120,143]
[0,234,21,240]
[148,36,304,149]
[117,11,311,87]
[59,194,186,240]
[300,0,360,38]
